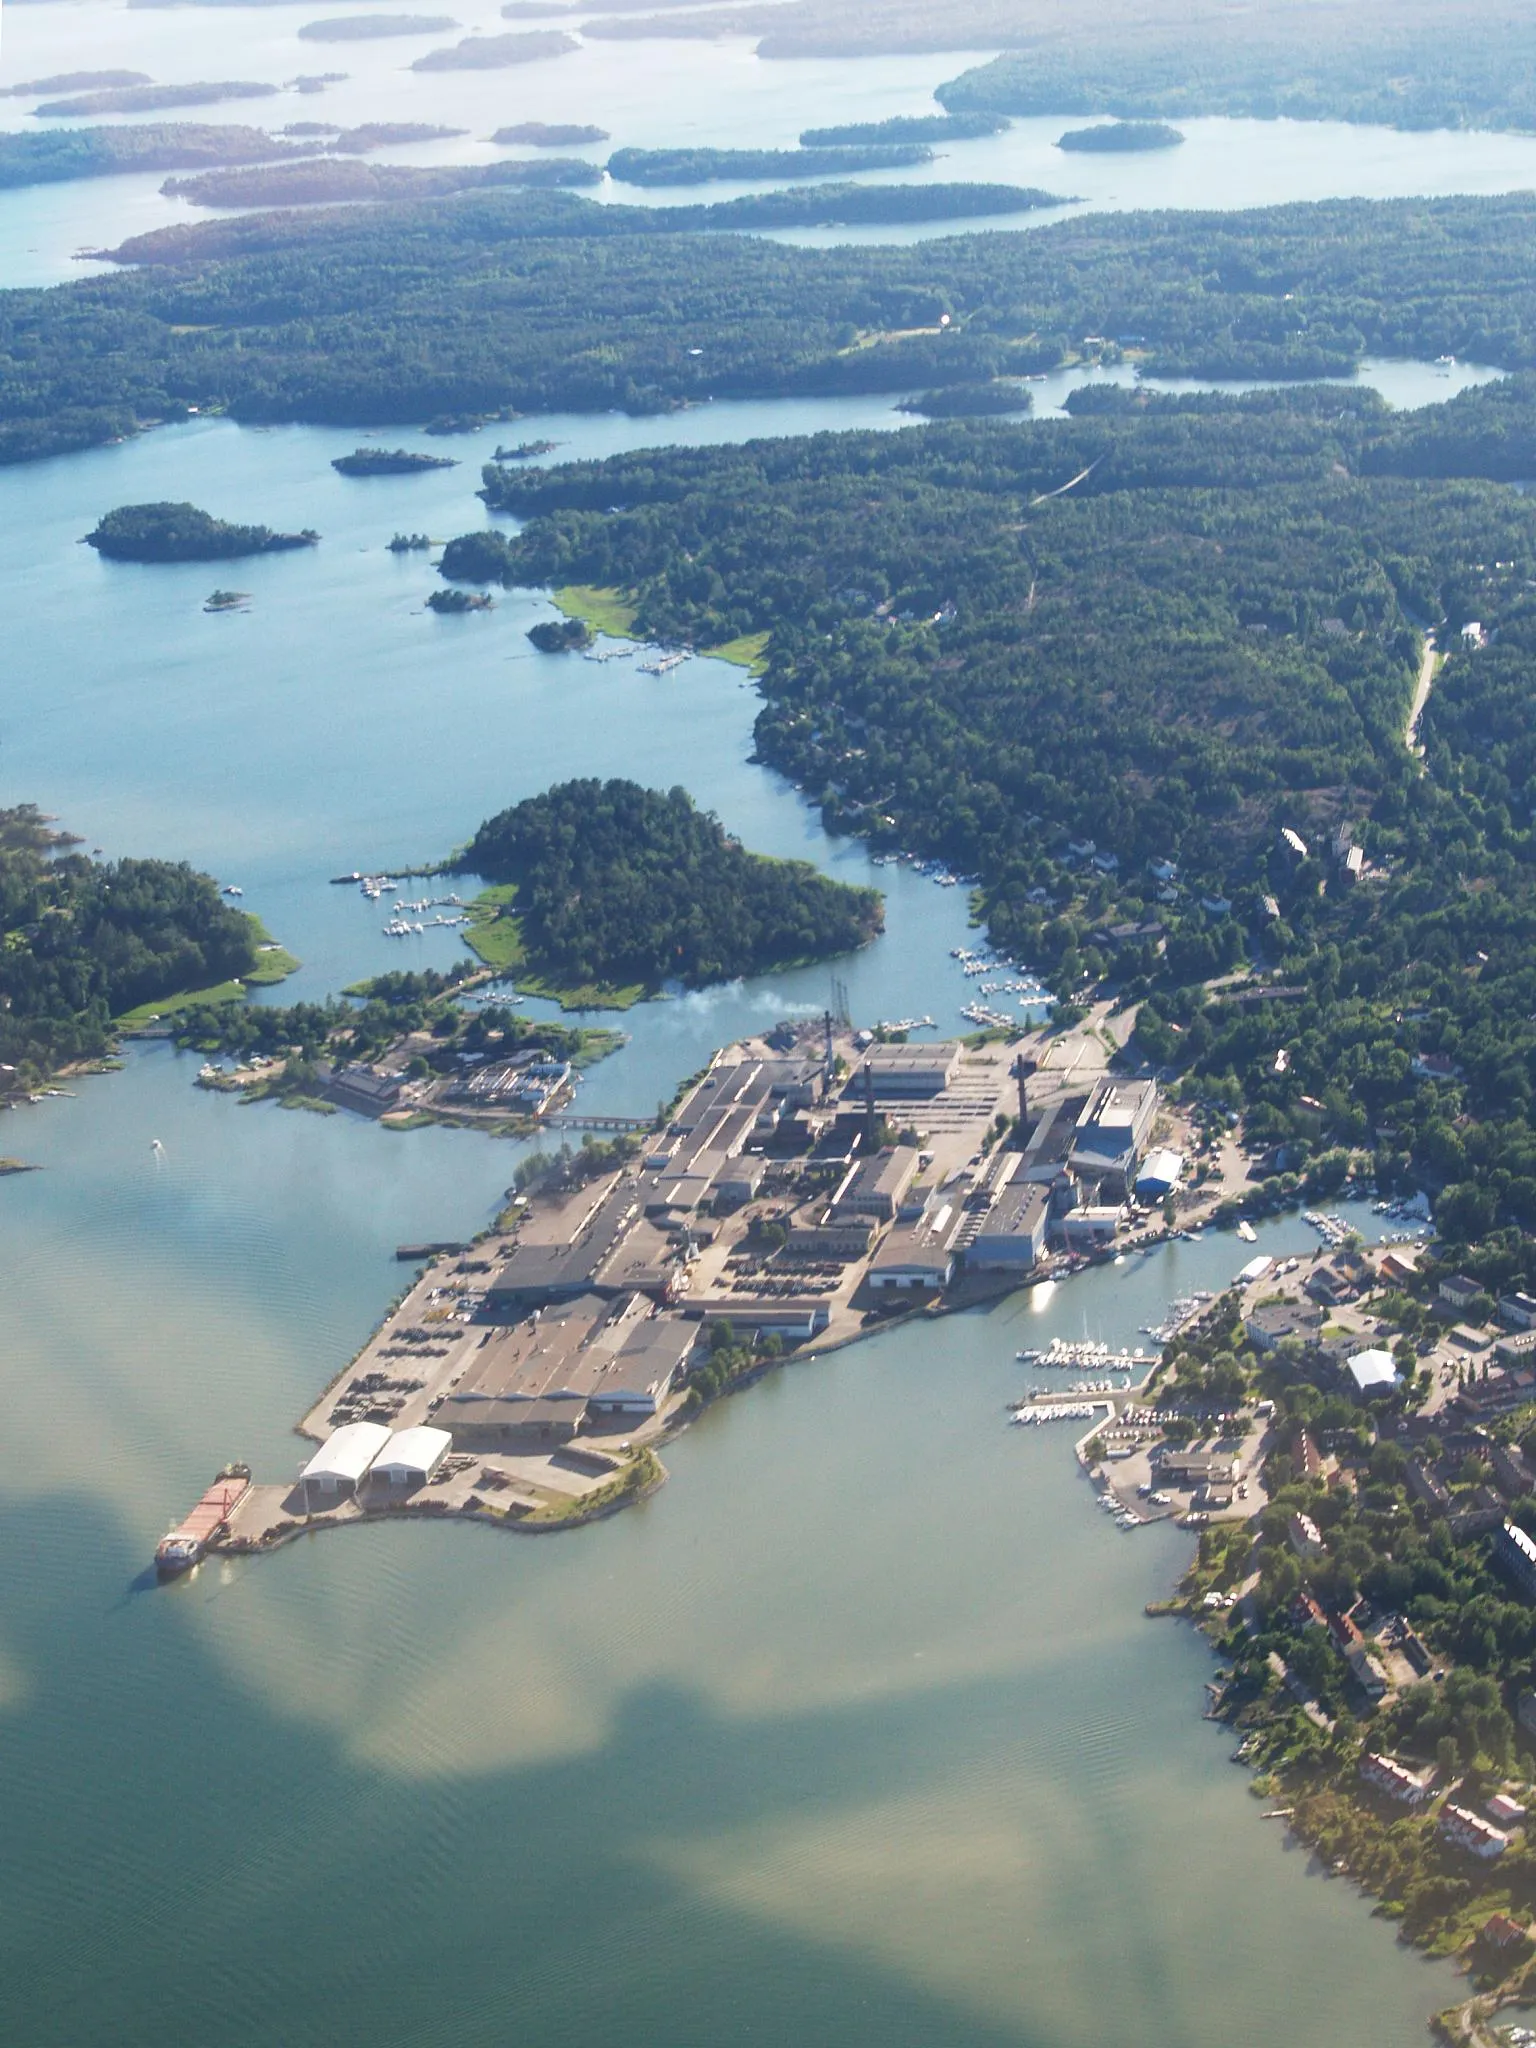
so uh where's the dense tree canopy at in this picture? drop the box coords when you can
[460,779,883,992]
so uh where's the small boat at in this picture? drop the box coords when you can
[1237,1220,1257,1242]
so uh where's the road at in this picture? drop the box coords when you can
[1406,631,1439,757]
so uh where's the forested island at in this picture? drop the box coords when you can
[164,155,599,206]
[799,111,1007,144]
[411,28,577,68]
[0,69,150,97]
[453,779,883,1004]
[605,143,932,184]
[493,122,610,146]
[34,80,277,117]
[85,504,319,561]
[898,379,1034,416]
[1056,120,1185,151]
[459,375,1536,1260]
[0,124,314,190]
[332,448,456,475]
[527,616,592,650]
[329,122,465,149]
[0,804,284,1092]
[298,13,457,36]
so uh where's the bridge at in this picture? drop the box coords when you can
[543,1112,654,1134]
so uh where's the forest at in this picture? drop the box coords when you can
[84,503,318,560]
[0,805,262,1089]
[454,380,1536,1267]
[8,190,1536,463]
[457,779,883,996]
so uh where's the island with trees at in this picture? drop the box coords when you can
[897,379,1034,416]
[0,124,317,191]
[0,804,294,1096]
[164,155,600,207]
[332,448,457,476]
[0,69,151,97]
[298,13,457,37]
[452,779,883,1005]
[85,504,319,561]
[605,143,933,183]
[33,80,278,117]
[493,122,610,146]
[1055,120,1185,151]
[799,111,1008,144]
[411,28,578,68]
[426,587,492,612]
[527,617,592,651]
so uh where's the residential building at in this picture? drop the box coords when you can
[1438,1805,1510,1859]
[1406,1458,1452,1517]
[1497,1519,1536,1599]
[1359,1753,1432,1805]
[1490,1441,1536,1501]
[1346,1643,1390,1700]
[1244,1301,1324,1355]
[1439,1273,1484,1313]
[1346,1348,1401,1397]
[1494,1329,1536,1369]
[1288,1511,1325,1558]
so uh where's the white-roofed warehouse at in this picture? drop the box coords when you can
[369,1426,452,1490]
[300,1421,391,1509]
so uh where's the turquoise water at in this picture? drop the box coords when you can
[0,20,1491,2038]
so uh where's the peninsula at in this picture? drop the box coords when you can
[84,504,319,562]
[605,142,932,183]
[33,80,277,117]
[0,803,295,1098]
[164,156,599,206]
[799,111,1007,144]
[453,778,884,1005]
[0,69,151,97]
[0,124,313,190]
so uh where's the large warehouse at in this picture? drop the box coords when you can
[369,1426,452,1490]
[299,1421,392,1510]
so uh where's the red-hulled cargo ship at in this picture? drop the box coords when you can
[155,1463,251,1578]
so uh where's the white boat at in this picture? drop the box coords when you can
[1237,1220,1257,1242]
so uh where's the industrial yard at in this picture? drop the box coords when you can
[158,1011,1220,1570]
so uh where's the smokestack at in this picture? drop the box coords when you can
[1014,1054,1029,1127]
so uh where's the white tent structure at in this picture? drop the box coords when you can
[299,1421,391,1509]
[1347,1348,1401,1396]
[369,1426,452,1490]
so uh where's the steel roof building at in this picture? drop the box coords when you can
[300,1421,392,1508]
[370,1426,452,1488]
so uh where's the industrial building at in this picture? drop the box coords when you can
[1134,1147,1185,1203]
[1069,1078,1159,1195]
[486,1181,642,1312]
[853,1044,961,1098]
[966,1181,1050,1270]
[837,1146,922,1222]
[867,1208,956,1292]
[299,1421,393,1509]
[369,1426,452,1490]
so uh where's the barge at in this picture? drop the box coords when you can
[155,1463,252,1578]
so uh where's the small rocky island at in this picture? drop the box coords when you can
[332,448,458,476]
[527,617,592,651]
[492,121,609,146]
[85,504,318,562]
[1055,120,1185,152]
[427,588,493,612]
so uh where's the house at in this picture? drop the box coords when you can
[1346,1348,1401,1397]
[1480,1913,1527,1950]
[1377,1247,1422,1286]
[1489,1441,1536,1501]
[1438,1805,1510,1859]
[1502,1292,1536,1330]
[1359,1753,1432,1805]
[1346,1643,1390,1700]
[1148,857,1178,883]
[324,1063,406,1118]
[1340,846,1364,885]
[1280,826,1310,864]
[1414,1052,1463,1083]
[1439,1273,1484,1313]
[1406,1458,1452,1517]
[1305,1259,1359,1307]
[1488,1793,1527,1828]
[1201,892,1233,916]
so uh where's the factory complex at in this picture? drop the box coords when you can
[164,1018,1179,1559]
